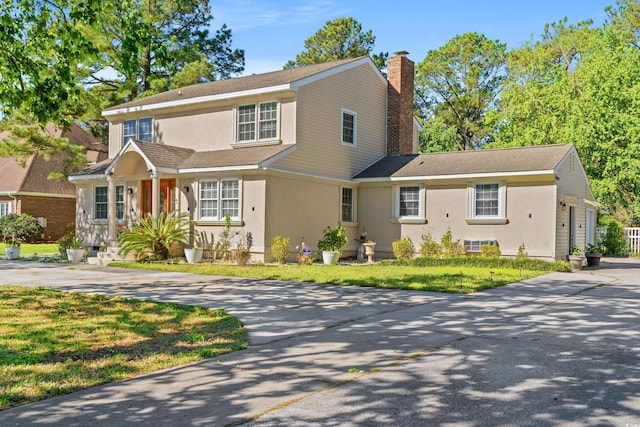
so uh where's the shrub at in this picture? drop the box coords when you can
[382,256,571,272]
[440,228,466,257]
[118,211,189,261]
[0,213,42,247]
[419,232,441,258]
[271,236,291,264]
[601,221,628,256]
[392,236,415,260]
[317,225,348,253]
[480,244,501,258]
[516,243,529,259]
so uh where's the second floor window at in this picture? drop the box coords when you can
[123,117,152,144]
[341,109,357,145]
[238,102,278,142]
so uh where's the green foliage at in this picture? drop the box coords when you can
[214,213,233,259]
[271,236,291,264]
[440,228,466,257]
[392,236,415,260]
[419,231,441,258]
[385,257,571,272]
[118,211,189,260]
[571,245,584,256]
[516,243,529,260]
[317,225,348,253]
[57,230,82,256]
[481,244,502,258]
[0,214,42,247]
[601,220,629,256]
[418,116,460,153]
[415,32,507,151]
[285,17,387,71]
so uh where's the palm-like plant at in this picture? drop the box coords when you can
[118,212,189,260]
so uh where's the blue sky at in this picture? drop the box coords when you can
[213,0,614,75]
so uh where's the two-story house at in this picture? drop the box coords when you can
[71,52,596,261]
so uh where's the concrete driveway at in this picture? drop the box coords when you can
[0,259,638,426]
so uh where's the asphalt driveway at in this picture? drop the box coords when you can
[0,259,638,426]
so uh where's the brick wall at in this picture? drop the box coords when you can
[387,52,415,156]
[18,196,75,241]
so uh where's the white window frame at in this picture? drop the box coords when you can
[392,184,425,223]
[198,179,241,221]
[115,185,125,221]
[466,182,507,224]
[341,109,357,146]
[122,117,153,145]
[0,201,11,218]
[95,185,125,221]
[236,101,279,143]
[341,187,356,223]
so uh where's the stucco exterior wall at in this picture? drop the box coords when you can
[271,62,387,179]
[358,178,558,260]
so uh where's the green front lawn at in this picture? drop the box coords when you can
[111,261,550,293]
[0,286,246,410]
[0,243,58,255]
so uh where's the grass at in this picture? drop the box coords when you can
[0,243,58,255]
[0,286,247,410]
[110,261,550,293]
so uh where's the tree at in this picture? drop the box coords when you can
[415,32,507,151]
[490,14,640,221]
[285,17,387,71]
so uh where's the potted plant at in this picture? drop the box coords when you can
[184,234,204,264]
[1,214,42,260]
[585,242,604,267]
[66,236,85,263]
[317,225,348,265]
[568,245,585,270]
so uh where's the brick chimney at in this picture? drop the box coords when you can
[387,51,415,155]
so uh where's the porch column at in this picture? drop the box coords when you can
[151,173,160,217]
[107,174,117,244]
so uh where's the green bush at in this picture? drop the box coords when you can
[419,232,441,258]
[271,236,291,264]
[317,225,348,253]
[480,244,501,258]
[392,236,415,260]
[601,221,628,256]
[440,228,466,257]
[118,212,189,261]
[0,213,42,246]
[381,256,571,272]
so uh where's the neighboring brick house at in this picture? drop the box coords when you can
[0,123,107,241]
[72,52,596,261]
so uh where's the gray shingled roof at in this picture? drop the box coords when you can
[104,57,364,112]
[134,140,195,169]
[354,144,573,179]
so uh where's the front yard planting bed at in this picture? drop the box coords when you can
[110,259,563,293]
[0,286,246,410]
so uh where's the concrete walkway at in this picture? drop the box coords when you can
[0,259,638,426]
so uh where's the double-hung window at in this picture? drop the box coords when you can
[341,187,354,222]
[0,201,11,218]
[467,182,507,224]
[95,185,125,221]
[341,109,356,146]
[237,101,278,142]
[122,117,153,144]
[199,179,240,220]
[399,186,420,217]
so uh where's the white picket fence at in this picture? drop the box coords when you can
[626,227,640,254]
[596,226,640,254]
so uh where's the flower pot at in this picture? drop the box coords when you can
[568,255,584,271]
[184,248,203,264]
[4,247,20,260]
[66,248,85,263]
[363,242,376,263]
[585,253,602,267]
[322,251,340,265]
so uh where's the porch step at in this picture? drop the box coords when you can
[86,244,136,265]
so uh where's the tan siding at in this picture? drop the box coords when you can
[555,149,595,258]
[271,63,387,179]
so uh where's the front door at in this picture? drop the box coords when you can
[140,178,176,217]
